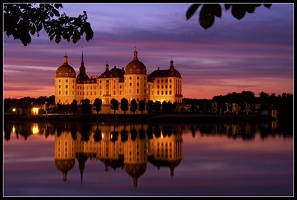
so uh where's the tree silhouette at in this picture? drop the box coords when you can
[130,99,138,114]
[110,98,119,115]
[154,101,161,114]
[3,3,94,46]
[81,98,91,114]
[138,100,145,114]
[146,100,154,116]
[71,99,78,115]
[93,98,102,115]
[120,98,129,114]
[186,3,272,30]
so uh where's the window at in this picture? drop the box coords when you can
[65,85,68,88]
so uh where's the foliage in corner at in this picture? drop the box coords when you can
[186,3,272,30]
[3,3,94,46]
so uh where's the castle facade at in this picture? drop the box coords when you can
[55,49,183,110]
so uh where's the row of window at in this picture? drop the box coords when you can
[58,89,179,96]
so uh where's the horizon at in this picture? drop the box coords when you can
[3,89,293,101]
[3,3,293,99]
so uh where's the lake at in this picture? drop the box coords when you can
[3,119,293,197]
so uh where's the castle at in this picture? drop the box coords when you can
[55,49,183,112]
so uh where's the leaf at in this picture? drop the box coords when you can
[231,4,246,20]
[186,4,201,20]
[52,9,60,17]
[246,4,259,13]
[212,4,222,18]
[224,4,231,11]
[37,22,43,32]
[199,5,215,30]
[30,25,35,35]
[55,34,61,43]
[263,4,272,8]
[50,34,55,41]
[54,4,63,9]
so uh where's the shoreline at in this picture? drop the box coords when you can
[4,113,276,124]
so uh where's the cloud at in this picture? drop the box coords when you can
[3,3,293,99]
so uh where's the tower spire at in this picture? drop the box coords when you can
[170,57,174,70]
[81,47,84,65]
[133,47,138,61]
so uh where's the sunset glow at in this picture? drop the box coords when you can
[3,3,293,99]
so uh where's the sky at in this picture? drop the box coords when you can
[3,3,294,100]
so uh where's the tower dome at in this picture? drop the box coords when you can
[125,50,147,74]
[125,163,147,187]
[56,55,76,78]
[55,158,75,181]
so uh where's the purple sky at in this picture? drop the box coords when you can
[3,3,294,99]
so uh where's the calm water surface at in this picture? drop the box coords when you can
[3,120,293,196]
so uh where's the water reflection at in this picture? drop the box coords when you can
[54,122,183,187]
[4,119,292,189]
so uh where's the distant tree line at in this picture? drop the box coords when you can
[183,90,293,119]
[4,90,293,120]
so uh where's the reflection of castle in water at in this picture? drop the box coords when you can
[54,123,183,187]
[5,119,290,187]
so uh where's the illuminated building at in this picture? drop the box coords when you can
[54,131,76,181]
[55,49,183,112]
[53,123,183,187]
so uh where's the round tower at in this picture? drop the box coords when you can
[124,49,149,103]
[55,55,76,104]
